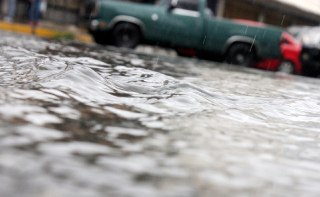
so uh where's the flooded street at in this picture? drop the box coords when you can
[1,31,320,197]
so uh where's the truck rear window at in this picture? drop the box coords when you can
[176,0,199,11]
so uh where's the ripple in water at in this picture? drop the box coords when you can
[1,32,320,197]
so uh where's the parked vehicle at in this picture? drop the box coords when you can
[245,26,301,74]
[300,46,320,77]
[172,19,302,74]
[288,26,320,77]
[89,0,288,67]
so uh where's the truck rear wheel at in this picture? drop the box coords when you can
[112,23,141,49]
[225,43,255,67]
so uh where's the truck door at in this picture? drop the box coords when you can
[163,0,203,48]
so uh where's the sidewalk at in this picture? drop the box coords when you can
[0,20,93,44]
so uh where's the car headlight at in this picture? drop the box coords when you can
[90,19,100,30]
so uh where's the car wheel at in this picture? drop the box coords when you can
[112,23,141,49]
[225,43,255,67]
[278,61,295,74]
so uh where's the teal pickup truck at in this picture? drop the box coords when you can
[89,0,287,66]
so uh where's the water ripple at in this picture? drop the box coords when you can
[1,32,320,197]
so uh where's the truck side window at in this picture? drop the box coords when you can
[176,0,199,11]
[207,0,218,16]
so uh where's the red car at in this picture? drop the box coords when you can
[255,32,302,74]
[234,19,302,74]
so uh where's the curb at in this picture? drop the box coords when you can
[0,21,93,44]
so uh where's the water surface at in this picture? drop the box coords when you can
[1,32,320,197]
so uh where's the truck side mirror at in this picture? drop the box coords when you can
[168,0,178,11]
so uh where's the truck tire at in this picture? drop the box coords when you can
[278,61,295,74]
[112,23,141,49]
[225,43,255,67]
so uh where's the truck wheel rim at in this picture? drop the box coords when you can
[236,54,245,64]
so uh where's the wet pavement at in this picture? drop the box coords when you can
[1,31,320,197]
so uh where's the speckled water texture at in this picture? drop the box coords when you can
[1,31,320,197]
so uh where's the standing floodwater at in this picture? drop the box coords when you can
[1,31,320,197]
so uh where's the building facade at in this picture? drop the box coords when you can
[1,0,319,27]
[0,0,87,24]
[215,0,320,27]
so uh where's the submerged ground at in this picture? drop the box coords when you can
[1,31,320,197]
